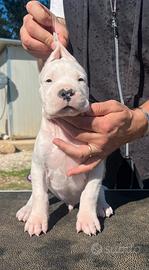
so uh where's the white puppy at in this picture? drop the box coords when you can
[16,42,113,236]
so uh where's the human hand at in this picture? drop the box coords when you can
[20,1,68,59]
[53,100,147,176]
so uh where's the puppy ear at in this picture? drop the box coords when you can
[46,43,61,63]
[46,42,76,63]
[60,44,76,62]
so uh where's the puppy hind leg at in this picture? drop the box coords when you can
[68,204,74,212]
[97,186,113,218]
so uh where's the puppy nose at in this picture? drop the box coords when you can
[58,89,75,102]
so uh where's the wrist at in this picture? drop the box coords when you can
[137,107,149,136]
[130,107,149,140]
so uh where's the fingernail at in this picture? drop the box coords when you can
[67,171,72,177]
[52,138,59,145]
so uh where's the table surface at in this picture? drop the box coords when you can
[0,191,149,270]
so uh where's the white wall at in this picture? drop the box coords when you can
[0,49,7,134]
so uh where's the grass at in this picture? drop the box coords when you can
[0,168,32,190]
[0,168,30,177]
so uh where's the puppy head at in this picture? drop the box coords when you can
[39,43,89,118]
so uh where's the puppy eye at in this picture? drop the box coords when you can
[78,78,85,82]
[46,79,52,83]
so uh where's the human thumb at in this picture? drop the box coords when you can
[86,100,124,116]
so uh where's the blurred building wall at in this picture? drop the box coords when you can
[0,39,41,139]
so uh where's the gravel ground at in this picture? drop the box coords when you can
[0,151,32,190]
[0,151,32,171]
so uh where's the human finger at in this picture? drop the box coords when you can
[53,138,101,175]
[23,14,54,48]
[62,115,111,133]
[62,116,94,132]
[86,100,126,116]
[54,119,99,143]
[26,1,53,28]
[20,25,52,57]
[63,114,121,134]
[53,138,92,161]
[67,156,101,176]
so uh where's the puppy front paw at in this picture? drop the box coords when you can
[76,211,101,236]
[24,211,48,237]
[16,205,32,222]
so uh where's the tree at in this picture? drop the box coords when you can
[0,0,49,39]
[0,16,12,38]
